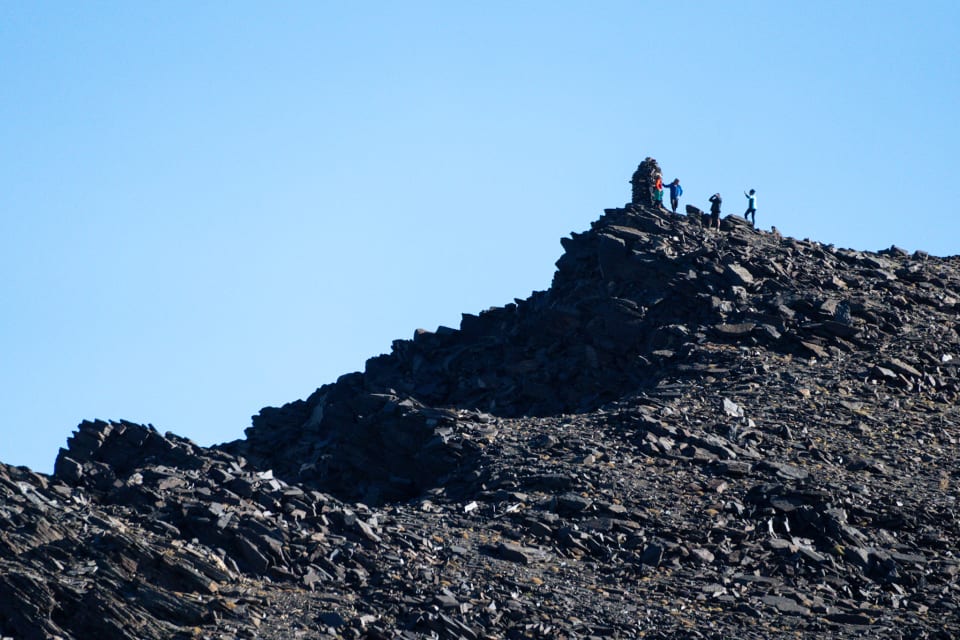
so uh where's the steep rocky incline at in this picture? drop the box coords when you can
[3,183,960,638]
[233,198,960,504]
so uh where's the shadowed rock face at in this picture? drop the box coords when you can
[4,196,960,639]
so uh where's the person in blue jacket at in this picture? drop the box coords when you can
[667,179,683,213]
[744,189,757,226]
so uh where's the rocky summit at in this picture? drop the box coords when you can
[3,160,960,639]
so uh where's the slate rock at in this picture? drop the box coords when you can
[4,173,960,640]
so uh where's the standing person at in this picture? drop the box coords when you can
[744,189,757,226]
[667,179,682,213]
[709,193,722,230]
[653,174,664,208]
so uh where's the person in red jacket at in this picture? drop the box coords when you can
[653,175,664,208]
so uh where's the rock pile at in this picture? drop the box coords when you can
[629,157,663,207]
[2,182,960,639]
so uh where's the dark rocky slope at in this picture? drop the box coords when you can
[3,165,960,638]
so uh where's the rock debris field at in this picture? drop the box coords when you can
[2,165,960,639]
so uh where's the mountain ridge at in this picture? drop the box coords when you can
[224,184,960,505]
[3,164,960,638]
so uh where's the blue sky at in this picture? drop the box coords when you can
[2,2,958,473]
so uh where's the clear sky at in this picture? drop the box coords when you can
[2,2,958,473]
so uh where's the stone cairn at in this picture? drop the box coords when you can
[629,156,662,207]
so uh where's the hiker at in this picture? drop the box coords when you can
[653,174,664,208]
[709,193,722,230]
[666,179,682,213]
[744,189,757,226]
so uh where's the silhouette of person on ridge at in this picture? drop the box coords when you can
[708,193,722,230]
[744,189,757,226]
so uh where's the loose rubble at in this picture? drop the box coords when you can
[2,170,960,639]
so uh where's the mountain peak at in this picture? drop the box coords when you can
[7,169,960,638]
[220,176,960,505]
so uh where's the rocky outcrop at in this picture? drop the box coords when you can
[239,204,960,506]
[629,156,663,207]
[3,187,960,639]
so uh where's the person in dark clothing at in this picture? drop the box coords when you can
[708,193,722,230]
[743,189,757,226]
[667,179,682,213]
